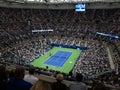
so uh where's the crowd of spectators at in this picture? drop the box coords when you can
[1,64,120,90]
[73,40,111,77]
[0,8,119,51]
[1,37,51,65]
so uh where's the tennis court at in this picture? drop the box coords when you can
[44,51,72,67]
[30,47,82,74]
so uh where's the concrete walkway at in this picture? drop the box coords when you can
[107,47,115,70]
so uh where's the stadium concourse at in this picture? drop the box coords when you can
[0,3,120,90]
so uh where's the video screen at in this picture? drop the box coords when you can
[75,3,86,12]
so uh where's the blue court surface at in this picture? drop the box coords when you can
[44,51,72,67]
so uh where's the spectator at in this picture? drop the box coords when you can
[24,67,38,85]
[7,66,32,90]
[52,73,67,90]
[69,73,87,90]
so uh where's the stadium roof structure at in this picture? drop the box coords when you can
[1,0,120,3]
[0,0,120,9]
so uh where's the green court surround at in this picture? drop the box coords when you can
[31,47,81,74]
